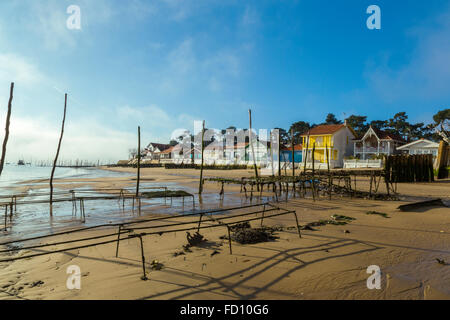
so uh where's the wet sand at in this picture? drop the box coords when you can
[0,167,449,300]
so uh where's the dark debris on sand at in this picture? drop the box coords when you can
[226,224,280,244]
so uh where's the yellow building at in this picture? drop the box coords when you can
[301,123,356,168]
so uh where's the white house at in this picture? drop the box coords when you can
[353,126,405,160]
[203,139,271,165]
[170,144,202,164]
[203,140,226,164]
[397,139,439,158]
[143,143,172,160]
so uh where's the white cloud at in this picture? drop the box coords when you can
[4,0,157,51]
[117,105,171,127]
[0,115,135,162]
[157,38,244,94]
[0,54,44,86]
[116,104,196,128]
[34,2,78,50]
[0,101,200,162]
[115,104,197,142]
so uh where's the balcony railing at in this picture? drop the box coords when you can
[304,142,334,148]
[355,147,389,153]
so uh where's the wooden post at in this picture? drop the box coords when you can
[311,143,316,201]
[81,199,86,222]
[261,205,266,226]
[115,225,122,257]
[138,235,148,280]
[326,143,330,173]
[384,155,390,196]
[50,93,67,216]
[436,141,449,179]
[429,154,434,182]
[0,83,13,178]
[283,153,288,176]
[326,143,331,200]
[199,120,206,195]
[3,205,8,230]
[292,211,302,239]
[270,131,274,176]
[136,126,141,197]
[197,213,203,232]
[249,109,259,190]
[291,128,295,194]
[227,225,233,254]
[303,135,309,173]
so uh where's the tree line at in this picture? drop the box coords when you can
[277,109,449,145]
[137,108,448,159]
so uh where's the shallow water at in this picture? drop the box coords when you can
[0,166,271,243]
[0,165,131,192]
[0,165,135,241]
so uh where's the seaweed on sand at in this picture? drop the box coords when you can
[229,225,279,244]
[141,190,193,198]
[229,222,251,232]
[303,214,357,229]
[331,214,356,222]
[366,211,390,218]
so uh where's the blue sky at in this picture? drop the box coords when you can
[0,0,449,161]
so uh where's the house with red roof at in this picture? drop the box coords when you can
[163,143,202,164]
[353,126,406,160]
[143,142,172,160]
[280,144,303,164]
[300,122,356,168]
[157,145,175,162]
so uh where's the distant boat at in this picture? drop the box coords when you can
[17,160,25,166]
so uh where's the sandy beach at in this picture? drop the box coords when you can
[0,166,449,300]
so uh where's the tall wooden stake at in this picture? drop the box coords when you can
[436,140,449,179]
[136,126,141,197]
[303,134,309,173]
[326,143,331,200]
[50,93,67,216]
[270,130,274,176]
[199,120,205,195]
[249,109,259,190]
[311,142,316,201]
[291,128,295,193]
[0,83,13,177]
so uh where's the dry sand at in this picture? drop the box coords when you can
[0,167,449,300]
